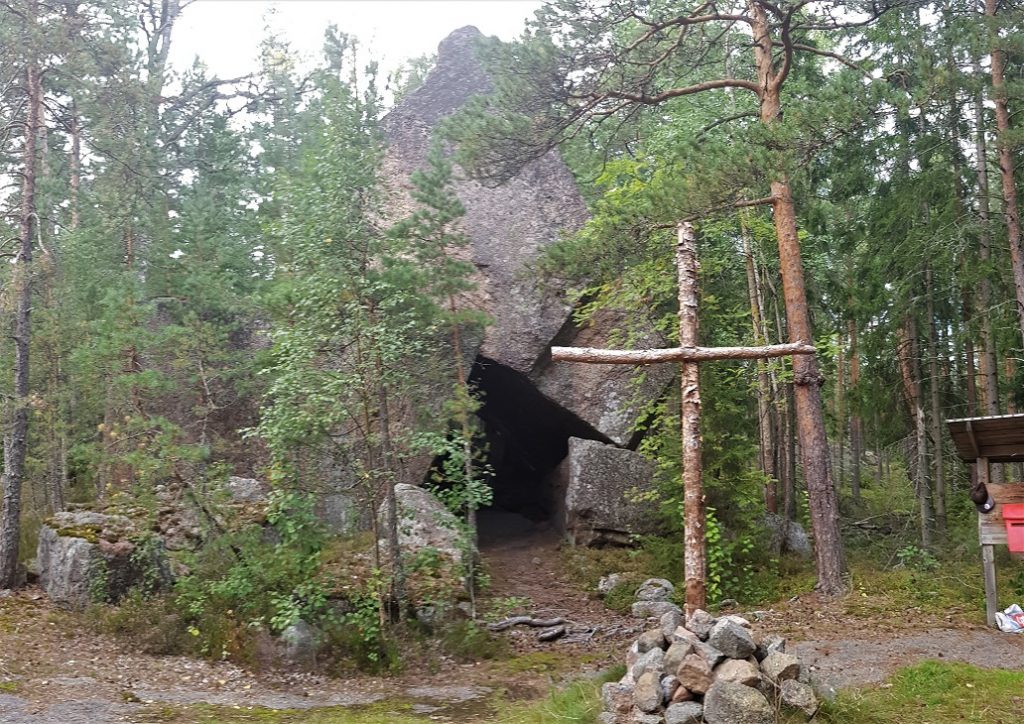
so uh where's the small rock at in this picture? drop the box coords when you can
[675,653,713,695]
[672,625,700,645]
[719,598,739,609]
[598,573,628,596]
[660,674,680,702]
[707,618,756,660]
[664,701,704,724]
[224,476,267,503]
[596,713,617,724]
[664,640,694,673]
[279,620,324,665]
[601,682,634,715]
[670,685,694,703]
[693,640,727,669]
[637,628,666,653]
[721,614,752,628]
[703,680,774,724]
[633,671,662,713]
[781,679,819,719]
[628,710,663,724]
[631,647,666,681]
[684,608,716,640]
[761,651,801,684]
[632,600,681,619]
[755,633,786,662]
[635,577,675,602]
[713,658,760,687]
[531,557,542,566]
[660,609,683,638]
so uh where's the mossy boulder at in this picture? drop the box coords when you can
[37,511,171,609]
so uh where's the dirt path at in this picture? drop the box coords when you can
[476,510,637,656]
[757,592,1024,696]
[3,533,1024,722]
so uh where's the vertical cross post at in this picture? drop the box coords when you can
[551,223,816,616]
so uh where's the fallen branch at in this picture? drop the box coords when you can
[487,616,566,632]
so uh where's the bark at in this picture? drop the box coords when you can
[962,283,979,417]
[986,0,1024,346]
[751,0,846,594]
[0,52,41,588]
[550,342,816,364]
[69,107,80,230]
[848,318,862,500]
[836,335,846,487]
[975,86,1001,420]
[897,317,932,548]
[742,217,777,511]
[926,268,946,534]
[677,223,705,617]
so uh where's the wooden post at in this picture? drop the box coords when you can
[677,223,705,617]
[978,456,998,626]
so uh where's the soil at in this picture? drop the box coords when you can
[3,522,1024,722]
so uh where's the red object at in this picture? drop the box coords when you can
[1002,503,1024,553]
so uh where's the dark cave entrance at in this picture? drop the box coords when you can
[465,356,610,543]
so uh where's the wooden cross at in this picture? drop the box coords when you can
[552,222,817,616]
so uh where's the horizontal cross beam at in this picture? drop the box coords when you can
[550,341,816,365]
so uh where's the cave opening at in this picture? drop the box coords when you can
[460,355,610,544]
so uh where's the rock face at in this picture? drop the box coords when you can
[379,26,673,522]
[558,437,663,544]
[37,511,170,609]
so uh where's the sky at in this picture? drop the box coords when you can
[169,0,543,79]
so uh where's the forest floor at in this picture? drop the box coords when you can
[1,520,1024,722]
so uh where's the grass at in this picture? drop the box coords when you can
[816,661,1024,723]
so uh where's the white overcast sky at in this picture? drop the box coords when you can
[169,1,543,79]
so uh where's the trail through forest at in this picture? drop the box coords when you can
[2,529,1024,722]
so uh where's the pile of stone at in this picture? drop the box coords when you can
[600,599,818,723]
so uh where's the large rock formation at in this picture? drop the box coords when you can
[381,26,673,448]
[367,26,674,543]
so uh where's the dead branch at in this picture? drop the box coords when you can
[551,342,817,365]
[487,616,566,632]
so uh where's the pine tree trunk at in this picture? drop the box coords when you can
[848,318,862,501]
[898,317,932,548]
[677,223,706,616]
[836,334,846,489]
[926,268,946,535]
[986,0,1024,346]
[0,51,40,588]
[751,1,845,593]
[742,218,777,511]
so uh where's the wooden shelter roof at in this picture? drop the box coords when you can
[947,413,1024,463]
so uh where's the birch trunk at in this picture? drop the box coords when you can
[677,223,706,616]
